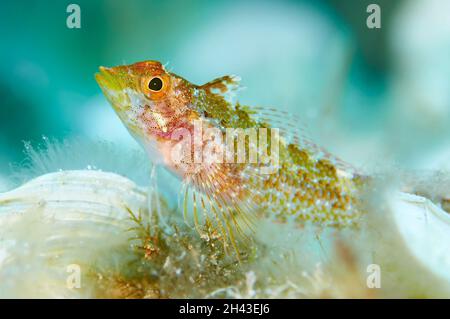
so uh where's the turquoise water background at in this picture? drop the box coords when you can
[1,0,449,189]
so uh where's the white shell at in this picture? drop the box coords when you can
[0,170,147,298]
[0,169,449,297]
[390,192,450,285]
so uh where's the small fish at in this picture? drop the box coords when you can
[95,60,364,248]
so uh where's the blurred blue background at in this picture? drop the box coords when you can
[1,0,450,190]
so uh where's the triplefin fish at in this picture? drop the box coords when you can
[95,60,365,249]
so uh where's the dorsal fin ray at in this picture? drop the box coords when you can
[200,75,242,102]
[251,106,359,176]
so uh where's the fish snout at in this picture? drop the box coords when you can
[98,66,114,74]
[95,66,120,91]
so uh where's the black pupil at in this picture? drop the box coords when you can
[149,77,163,91]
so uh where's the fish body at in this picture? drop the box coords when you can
[95,61,364,241]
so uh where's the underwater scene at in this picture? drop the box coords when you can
[0,0,450,300]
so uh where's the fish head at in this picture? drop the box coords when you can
[95,60,195,143]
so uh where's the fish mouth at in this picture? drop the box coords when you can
[95,66,119,91]
[95,65,131,116]
[95,65,142,136]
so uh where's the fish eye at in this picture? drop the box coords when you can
[148,77,163,92]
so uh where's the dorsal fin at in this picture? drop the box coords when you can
[251,106,360,176]
[200,75,241,101]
